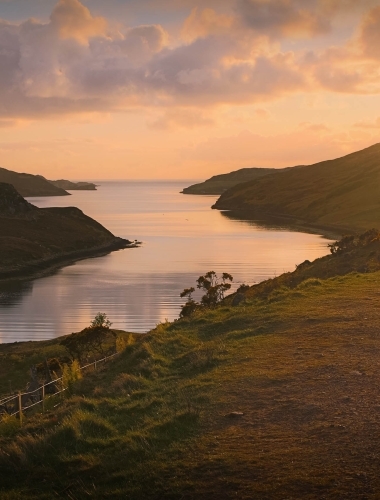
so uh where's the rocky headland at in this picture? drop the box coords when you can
[0,182,134,280]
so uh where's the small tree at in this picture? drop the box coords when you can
[179,287,198,318]
[180,272,234,317]
[90,312,112,329]
[61,313,116,363]
[197,271,233,307]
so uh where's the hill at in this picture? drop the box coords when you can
[0,167,98,197]
[49,180,97,191]
[2,232,380,498]
[213,143,380,231]
[0,167,69,197]
[0,183,132,280]
[181,167,277,194]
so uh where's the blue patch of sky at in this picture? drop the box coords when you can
[0,0,189,28]
[0,0,55,22]
[83,0,189,27]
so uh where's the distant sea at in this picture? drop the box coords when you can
[0,180,333,343]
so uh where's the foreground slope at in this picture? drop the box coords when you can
[213,143,380,231]
[182,167,277,194]
[2,234,380,498]
[0,183,131,279]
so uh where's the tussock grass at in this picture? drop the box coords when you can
[3,246,380,497]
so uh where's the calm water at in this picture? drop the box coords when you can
[0,181,333,342]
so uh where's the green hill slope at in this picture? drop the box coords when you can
[213,143,380,231]
[182,167,277,194]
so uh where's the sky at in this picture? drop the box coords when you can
[0,0,380,180]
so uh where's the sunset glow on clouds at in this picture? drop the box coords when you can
[0,0,380,179]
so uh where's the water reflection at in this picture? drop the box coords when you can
[220,210,341,239]
[0,281,33,307]
[0,181,333,343]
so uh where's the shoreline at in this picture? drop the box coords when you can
[0,238,139,284]
[214,207,364,240]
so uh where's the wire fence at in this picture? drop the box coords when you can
[0,352,119,423]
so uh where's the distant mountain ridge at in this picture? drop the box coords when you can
[182,167,278,195]
[0,167,97,197]
[213,143,380,231]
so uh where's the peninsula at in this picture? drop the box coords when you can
[0,183,133,280]
[182,167,277,194]
[49,179,97,191]
[213,143,380,232]
[0,167,97,197]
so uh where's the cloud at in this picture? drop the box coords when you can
[181,7,234,42]
[236,0,330,38]
[188,127,375,168]
[148,108,214,130]
[50,0,107,43]
[0,0,380,121]
[354,117,380,129]
[359,6,380,60]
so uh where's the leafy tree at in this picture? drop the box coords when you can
[179,287,198,318]
[90,312,112,329]
[61,313,116,363]
[197,271,233,307]
[180,272,233,317]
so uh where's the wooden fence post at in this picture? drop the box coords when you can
[42,384,45,413]
[18,392,23,427]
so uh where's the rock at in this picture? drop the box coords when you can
[225,412,244,418]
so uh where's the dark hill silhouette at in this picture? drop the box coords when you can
[182,167,278,194]
[0,167,69,197]
[213,143,380,231]
[0,183,132,280]
[50,180,97,191]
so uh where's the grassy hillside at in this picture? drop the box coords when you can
[213,143,380,231]
[182,167,277,195]
[0,183,131,279]
[2,233,380,498]
[0,167,69,197]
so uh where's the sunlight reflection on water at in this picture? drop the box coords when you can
[0,181,333,342]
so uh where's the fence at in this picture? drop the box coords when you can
[0,352,119,424]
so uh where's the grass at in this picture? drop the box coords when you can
[2,237,380,497]
[0,330,132,397]
[213,142,380,231]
